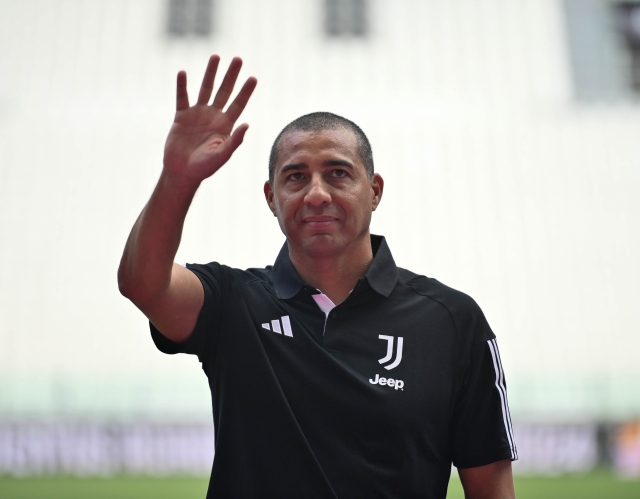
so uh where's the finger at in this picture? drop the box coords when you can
[211,57,243,109]
[228,123,249,151]
[196,55,220,105]
[176,71,189,111]
[224,77,258,123]
[215,124,249,165]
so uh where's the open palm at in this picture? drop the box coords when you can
[163,55,257,182]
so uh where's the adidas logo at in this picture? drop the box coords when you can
[261,316,293,337]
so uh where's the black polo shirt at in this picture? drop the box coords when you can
[151,235,517,499]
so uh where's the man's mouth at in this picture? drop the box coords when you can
[304,216,338,222]
[303,216,339,227]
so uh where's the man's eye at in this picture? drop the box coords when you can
[332,169,347,177]
[289,172,305,181]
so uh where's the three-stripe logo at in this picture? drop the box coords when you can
[378,335,403,370]
[262,316,293,337]
[487,338,518,460]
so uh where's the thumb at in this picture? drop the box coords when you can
[215,124,249,165]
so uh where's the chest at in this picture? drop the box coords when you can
[220,283,462,428]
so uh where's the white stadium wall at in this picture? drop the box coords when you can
[0,0,639,425]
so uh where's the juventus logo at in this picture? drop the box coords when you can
[261,316,293,337]
[378,335,403,370]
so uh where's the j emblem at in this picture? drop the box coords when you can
[378,335,403,370]
[369,335,405,390]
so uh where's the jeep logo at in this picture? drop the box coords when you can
[369,374,404,390]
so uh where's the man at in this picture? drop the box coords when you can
[118,55,517,499]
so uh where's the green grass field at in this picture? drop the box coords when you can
[0,472,638,498]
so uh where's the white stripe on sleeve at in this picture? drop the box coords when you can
[487,338,518,460]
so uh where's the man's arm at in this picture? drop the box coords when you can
[458,459,516,499]
[118,55,257,342]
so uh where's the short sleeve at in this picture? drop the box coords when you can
[450,335,518,468]
[150,262,223,363]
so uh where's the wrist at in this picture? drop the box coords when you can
[158,169,202,196]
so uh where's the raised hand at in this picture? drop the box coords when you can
[163,55,258,184]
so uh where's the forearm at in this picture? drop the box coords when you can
[118,170,199,304]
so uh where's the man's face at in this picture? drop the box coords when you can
[264,128,383,258]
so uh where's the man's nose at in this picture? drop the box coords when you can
[304,175,332,207]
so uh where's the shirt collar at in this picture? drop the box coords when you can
[270,235,399,299]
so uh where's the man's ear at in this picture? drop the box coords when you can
[264,181,277,216]
[371,173,384,211]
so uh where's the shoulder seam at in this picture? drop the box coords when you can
[404,276,462,340]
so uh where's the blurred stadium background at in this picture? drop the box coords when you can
[0,0,639,496]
